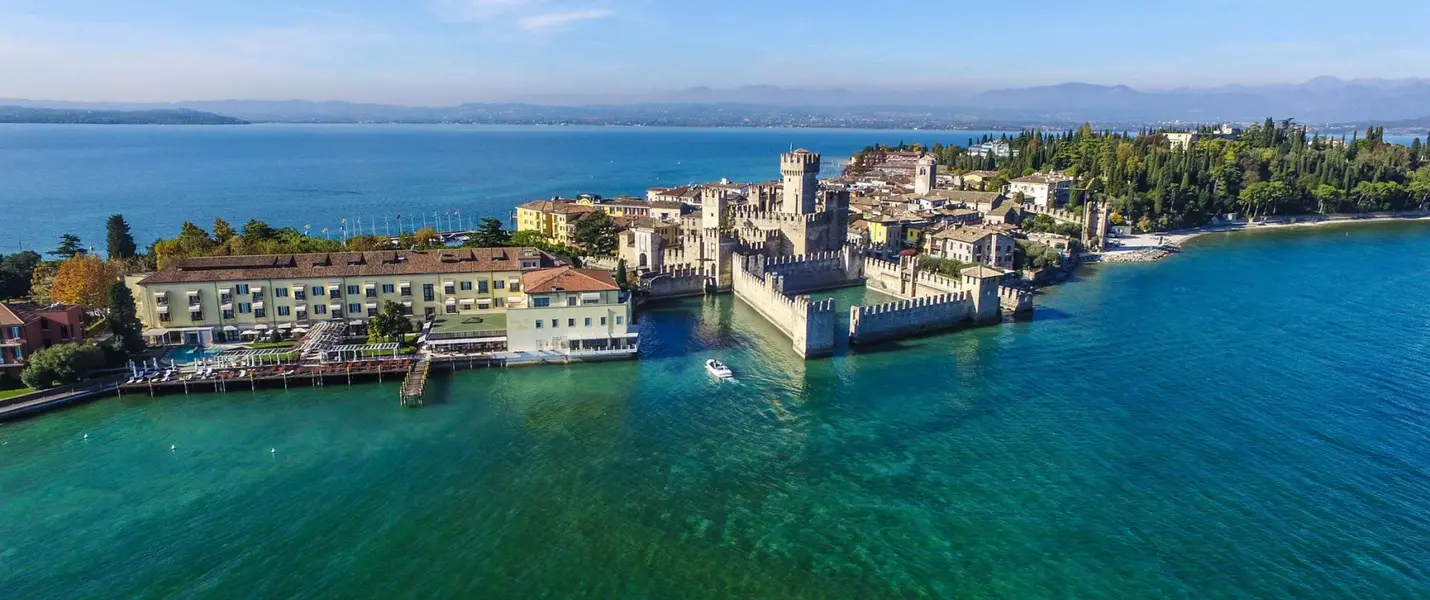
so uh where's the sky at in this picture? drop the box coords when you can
[1,0,1428,104]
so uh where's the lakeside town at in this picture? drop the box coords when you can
[4,119,1429,419]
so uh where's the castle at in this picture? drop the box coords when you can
[633,149,1034,359]
[627,149,849,289]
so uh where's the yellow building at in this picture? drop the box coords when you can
[128,248,558,346]
[514,199,597,245]
[865,215,927,248]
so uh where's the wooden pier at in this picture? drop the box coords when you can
[400,358,430,407]
[114,359,417,397]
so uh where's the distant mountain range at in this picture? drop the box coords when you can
[0,106,248,125]
[5,77,1430,128]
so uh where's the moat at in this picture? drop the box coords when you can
[4,224,1430,599]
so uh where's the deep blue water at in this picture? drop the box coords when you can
[0,124,1012,253]
[0,126,1428,598]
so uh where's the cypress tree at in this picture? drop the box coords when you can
[106,214,137,260]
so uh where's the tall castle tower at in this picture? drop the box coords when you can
[780,149,821,215]
[701,187,727,230]
[914,154,937,196]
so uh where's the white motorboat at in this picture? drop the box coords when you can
[705,359,733,379]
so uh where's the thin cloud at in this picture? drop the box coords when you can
[519,9,613,31]
[430,0,535,23]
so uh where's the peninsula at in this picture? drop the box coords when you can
[0,106,249,125]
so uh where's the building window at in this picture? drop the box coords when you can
[365,287,377,298]
[445,304,457,314]
[494,280,505,290]
[495,298,505,308]
[252,290,265,302]
[294,288,306,300]
[278,306,291,317]
[367,306,378,317]
[584,317,591,326]
[444,283,456,295]
[296,310,308,320]
[236,284,249,295]
[347,285,359,296]
[533,297,550,308]
[191,311,204,322]
[616,316,623,325]
[400,285,411,297]
[349,303,361,314]
[567,296,578,307]
[551,319,559,328]
[238,302,251,314]
[600,317,607,326]
[424,307,436,319]
[382,284,394,294]
[478,280,488,293]
[568,318,575,327]
[275,287,288,298]
[422,284,435,302]
[314,305,327,315]
[312,286,324,297]
[222,309,235,320]
[536,320,543,329]
[460,281,472,291]
[159,312,172,322]
[255,308,266,318]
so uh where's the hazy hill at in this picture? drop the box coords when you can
[0,106,248,125]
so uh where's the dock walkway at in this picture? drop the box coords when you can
[400,358,430,406]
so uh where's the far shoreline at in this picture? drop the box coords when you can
[1097,211,1430,263]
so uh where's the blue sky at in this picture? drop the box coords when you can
[0,0,1427,103]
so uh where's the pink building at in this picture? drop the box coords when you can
[0,302,86,376]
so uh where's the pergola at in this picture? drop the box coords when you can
[330,343,401,362]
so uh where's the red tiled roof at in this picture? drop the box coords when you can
[521,267,619,294]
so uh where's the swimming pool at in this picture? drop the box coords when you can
[166,346,226,365]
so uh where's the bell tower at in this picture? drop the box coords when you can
[914,154,937,196]
[780,149,820,215]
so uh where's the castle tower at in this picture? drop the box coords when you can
[1082,199,1110,252]
[914,154,937,196]
[780,149,821,215]
[701,188,728,230]
[825,189,850,247]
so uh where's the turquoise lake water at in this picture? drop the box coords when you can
[2,222,1429,598]
[0,124,1014,253]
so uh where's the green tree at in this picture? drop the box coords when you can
[49,233,86,258]
[20,343,105,390]
[470,217,511,247]
[0,250,41,300]
[107,282,145,354]
[572,211,619,256]
[106,214,137,259]
[614,258,629,290]
[368,300,413,342]
[240,219,277,244]
[509,230,550,247]
[212,217,238,244]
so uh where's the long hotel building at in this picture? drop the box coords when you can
[125,247,636,357]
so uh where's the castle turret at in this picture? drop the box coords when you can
[914,154,937,196]
[780,149,820,215]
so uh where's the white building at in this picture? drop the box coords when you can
[506,267,636,356]
[1008,172,1074,209]
[925,227,1015,269]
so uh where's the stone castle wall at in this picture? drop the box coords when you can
[731,260,836,358]
[756,246,863,294]
[642,265,707,299]
[849,292,974,344]
[998,286,1034,314]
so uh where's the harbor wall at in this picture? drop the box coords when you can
[999,286,1034,314]
[849,292,973,344]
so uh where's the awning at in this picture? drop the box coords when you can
[252,286,264,292]
[327,284,340,291]
[581,292,602,302]
[277,323,293,329]
[441,280,455,286]
[365,302,377,308]
[401,301,413,307]
[222,325,239,332]
[476,299,490,307]
[364,283,376,289]
[186,290,200,296]
[217,287,230,294]
[253,301,264,309]
[460,298,474,305]
[143,328,171,336]
[153,291,167,298]
[295,303,307,309]
[291,285,304,291]
[445,298,457,305]
[188,304,202,311]
[221,303,233,310]
[348,319,365,325]
[240,330,259,336]
[254,324,269,330]
[329,303,342,309]
[156,305,170,314]
[291,327,309,333]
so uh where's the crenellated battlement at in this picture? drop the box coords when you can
[998,285,1034,314]
[914,270,964,295]
[655,264,701,278]
[729,205,827,225]
[855,291,971,317]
